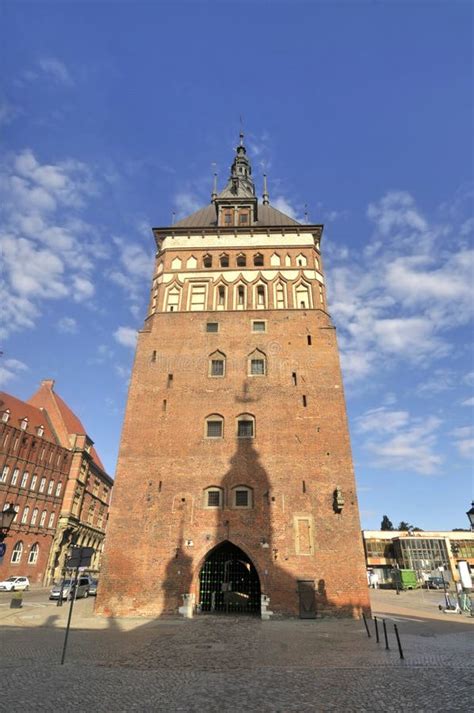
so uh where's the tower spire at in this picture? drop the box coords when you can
[211,170,218,202]
[262,173,269,205]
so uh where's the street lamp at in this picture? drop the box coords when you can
[467,502,474,531]
[0,503,17,542]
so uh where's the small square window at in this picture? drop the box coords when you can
[206,322,219,333]
[238,420,254,438]
[251,359,265,375]
[239,213,249,225]
[252,321,266,333]
[235,490,249,507]
[211,360,224,377]
[207,420,223,438]
[207,490,221,507]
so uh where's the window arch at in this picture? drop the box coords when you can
[236,413,255,439]
[215,283,227,310]
[203,486,224,509]
[294,281,312,309]
[236,253,246,267]
[39,510,47,528]
[31,508,39,526]
[48,512,55,529]
[274,280,287,309]
[209,350,226,377]
[205,414,224,439]
[186,255,198,269]
[231,485,253,509]
[21,506,30,524]
[166,284,182,312]
[248,349,266,376]
[296,253,308,267]
[171,256,182,270]
[253,253,264,267]
[270,252,281,267]
[28,543,39,565]
[255,282,267,309]
[220,253,229,268]
[203,254,212,268]
[234,281,247,310]
[11,541,23,564]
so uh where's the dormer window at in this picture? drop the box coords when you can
[20,418,28,431]
[239,211,249,225]
[222,209,233,226]
[1,409,10,423]
[37,426,44,438]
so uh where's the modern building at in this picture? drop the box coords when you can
[0,380,113,585]
[363,530,474,585]
[96,134,369,619]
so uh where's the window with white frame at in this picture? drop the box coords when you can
[295,283,311,309]
[166,285,181,312]
[248,349,266,376]
[232,486,253,508]
[28,543,39,565]
[11,541,23,564]
[30,474,37,491]
[237,414,255,439]
[20,471,29,488]
[47,479,54,495]
[31,508,38,526]
[20,418,28,431]
[39,510,47,528]
[251,320,266,333]
[1,409,10,423]
[37,426,44,437]
[0,466,9,483]
[275,282,286,309]
[236,284,246,309]
[21,506,30,524]
[189,283,207,311]
[255,284,266,309]
[12,505,20,523]
[39,476,46,493]
[11,468,19,486]
[216,285,226,310]
[205,415,224,439]
[209,351,226,377]
[48,512,55,529]
[55,482,62,497]
[204,487,223,508]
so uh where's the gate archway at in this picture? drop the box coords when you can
[198,541,261,615]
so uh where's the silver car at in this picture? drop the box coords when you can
[49,576,90,600]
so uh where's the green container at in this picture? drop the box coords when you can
[394,569,419,590]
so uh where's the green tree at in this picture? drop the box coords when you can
[398,521,412,531]
[381,515,394,531]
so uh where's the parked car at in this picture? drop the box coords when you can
[424,576,448,590]
[0,576,30,591]
[49,576,90,600]
[88,578,98,596]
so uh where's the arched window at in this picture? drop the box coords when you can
[236,414,255,439]
[48,512,55,529]
[253,253,264,267]
[31,508,38,525]
[235,283,246,310]
[274,281,287,309]
[232,486,253,509]
[295,282,312,309]
[270,252,281,267]
[220,253,229,268]
[39,510,47,528]
[186,256,197,269]
[21,506,30,524]
[296,253,308,267]
[28,543,39,565]
[166,285,182,312]
[203,254,212,268]
[11,541,23,564]
[216,284,226,310]
[236,253,246,267]
[171,257,182,270]
[255,283,266,309]
[248,349,266,376]
[209,350,226,377]
[203,487,224,509]
[47,479,55,495]
[205,414,224,439]
[55,482,62,497]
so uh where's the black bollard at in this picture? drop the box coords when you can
[374,616,380,643]
[362,612,371,638]
[393,624,404,659]
[383,618,389,649]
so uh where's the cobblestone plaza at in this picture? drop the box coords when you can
[1,591,472,711]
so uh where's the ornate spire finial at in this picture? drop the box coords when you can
[239,130,244,147]
[211,164,218,202]
[262,173,270,205]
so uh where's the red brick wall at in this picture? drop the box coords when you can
[97,306,370,618]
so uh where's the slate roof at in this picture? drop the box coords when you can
[172,202,301,229]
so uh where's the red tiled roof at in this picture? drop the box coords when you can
[28,381,106,471]
[0,392,58,443]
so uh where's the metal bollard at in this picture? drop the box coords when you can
[10,591,23,609]
[383,618,389,650]
[362,612,371,638]
[393,623,404,659]
[374,616,380,643]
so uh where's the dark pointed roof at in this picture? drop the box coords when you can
[173,202,301,229]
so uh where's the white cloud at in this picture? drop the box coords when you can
[107,236,153,316]
[0,99,18,127]
[461,397,474,407]
[56,317,78,334]
[114,326,137,349]
[451,426,474,458]
[0,358,28,388]
[358,407,443,475]
[173,191,202,220]
[38,58,73,86]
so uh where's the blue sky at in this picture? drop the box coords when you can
[1,1,472,531]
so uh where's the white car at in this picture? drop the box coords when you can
[0,576,30,591]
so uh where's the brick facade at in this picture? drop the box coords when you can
[96,138,370,618]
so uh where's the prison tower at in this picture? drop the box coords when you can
[96,135,370,618]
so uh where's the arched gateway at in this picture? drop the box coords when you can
[198,541,261,615]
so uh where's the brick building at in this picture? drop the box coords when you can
[0,380,113,585]
[97,135,369,618]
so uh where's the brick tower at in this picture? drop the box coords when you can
[96,135,370,618]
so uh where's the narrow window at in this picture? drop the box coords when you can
[11,468,19,485]
[206,322,219,333]
[1,410,10,423]
[37,426,44,437]
[167,373,173,386]
[20,471,29,488]
[28,543,39,565]
[55,482,62,497]
[0,466,9,484]
[237,286,245,306]
[20,419,28,431]
[47,479,54,495]
[31,508,38,525]
[307,335,312,346]
[217,285,226,307]
[39,511,47,527]
[151,351,157,362]
[48,512,55,529]
[21,506,30,524]
[11,542,23,564]
[292,372,297,386]
[39,476,46,493]
[276,283,286,309]
[303,395,307,407]
[302,480,306,493]
[239,212,249,225]
[163,399,167,412]
[30,475,37,491]
[257,285,266,307]
[211,358,225,377]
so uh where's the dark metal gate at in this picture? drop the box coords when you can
[297,579,316,619]
[199,541,261,614]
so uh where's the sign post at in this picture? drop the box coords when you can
[60,546,94,665]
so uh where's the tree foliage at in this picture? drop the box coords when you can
[381,515,394,531]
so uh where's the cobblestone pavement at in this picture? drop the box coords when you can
[1,595,473,711]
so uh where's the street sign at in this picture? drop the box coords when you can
[0,542,6,558]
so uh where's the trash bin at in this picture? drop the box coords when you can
[10,591,23,609]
